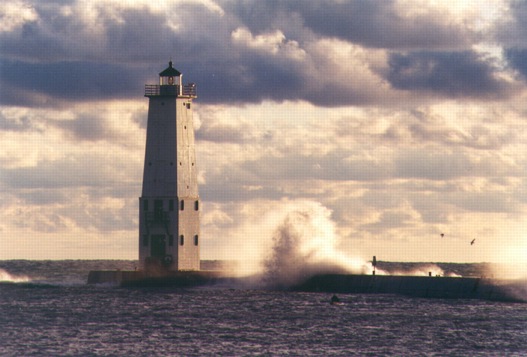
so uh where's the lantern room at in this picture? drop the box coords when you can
[145,61,197,98]
[159,61,182,86]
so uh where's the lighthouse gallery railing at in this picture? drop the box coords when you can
[145,84,197,97]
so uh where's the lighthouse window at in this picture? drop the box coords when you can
[194,200,199,211]
[180,235,184,246]
[186,103,191,109]
[194,235,199,246]
[180,200,184,211]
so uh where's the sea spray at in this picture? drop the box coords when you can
[0,269,30,283]
[490,263,527,280]
[226,200,468,287]
[386,264,461,277]
[256,202,374,288]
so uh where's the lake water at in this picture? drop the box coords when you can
[1,260,526,356]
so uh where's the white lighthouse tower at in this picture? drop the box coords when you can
[139,61,200,271]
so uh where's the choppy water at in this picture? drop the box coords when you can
[1,260,527,356]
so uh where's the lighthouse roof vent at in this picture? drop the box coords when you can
[159,61,182,77]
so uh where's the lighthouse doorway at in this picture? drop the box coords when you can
[150,234,166,258]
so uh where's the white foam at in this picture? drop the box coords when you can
[229,200,376,287]
[0,269,31,283]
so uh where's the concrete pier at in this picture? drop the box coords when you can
[87,270,527,302]
[292,274,527,302]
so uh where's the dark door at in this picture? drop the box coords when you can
[151,234,166,258]
[154,200,163,222]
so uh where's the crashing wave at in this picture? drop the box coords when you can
[0,269,31,283]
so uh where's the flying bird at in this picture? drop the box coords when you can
[470,239,476,245]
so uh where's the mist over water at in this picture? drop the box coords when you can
[387,265,461,278]
[0,269,30,283]
[229,200,496,287]
[262,208,370,287]
[488,263,527,281]
[230,201,374,287]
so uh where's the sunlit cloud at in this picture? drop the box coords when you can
[0,1,38,32]
[2,0,527,263]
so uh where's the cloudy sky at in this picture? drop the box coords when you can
[2,0,527,264]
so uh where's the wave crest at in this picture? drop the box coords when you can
[0,269,31,283]
[261,203,371,288]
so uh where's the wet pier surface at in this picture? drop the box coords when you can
[292,274,527,302]
[88,270,527,302]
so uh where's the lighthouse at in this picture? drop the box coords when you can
[139,61,200,271]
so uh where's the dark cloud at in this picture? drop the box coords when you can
[198,150,392,203]
[130,108,148,129]
[361,211,414,233]
[240,151,392,183]
[199,167,284,203]
[386,51,509,98]
[404,121,511,151]
[0,1,517,107]
[448,191,519,213]
[188,54,307,105]
[1,156,138,190]
[53,113,115,142]
[394,150,521,181]
[227,0,476,49]
[8,188,137,233]
[0,110,40,132]
[505,48,527,79]
[494,1,527,48]
[378,109,516,151]
[196,121,257,143]
[0,3,217,105]
[0,59,146,106]
[394,150,473,181]
[0,3,172,62]
[293,1,474,49]
[200,181,283,203]
[409,196,450,224]
[1,157,140,232]
[17,188,69,205]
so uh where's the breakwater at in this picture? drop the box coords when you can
[87,270,527,302]
[291,274,527,302]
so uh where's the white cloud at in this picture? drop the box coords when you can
[0,1,38,32]
[231,27,306,60]
[2,0,527,263]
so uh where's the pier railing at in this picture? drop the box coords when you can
[145,84,197,98]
